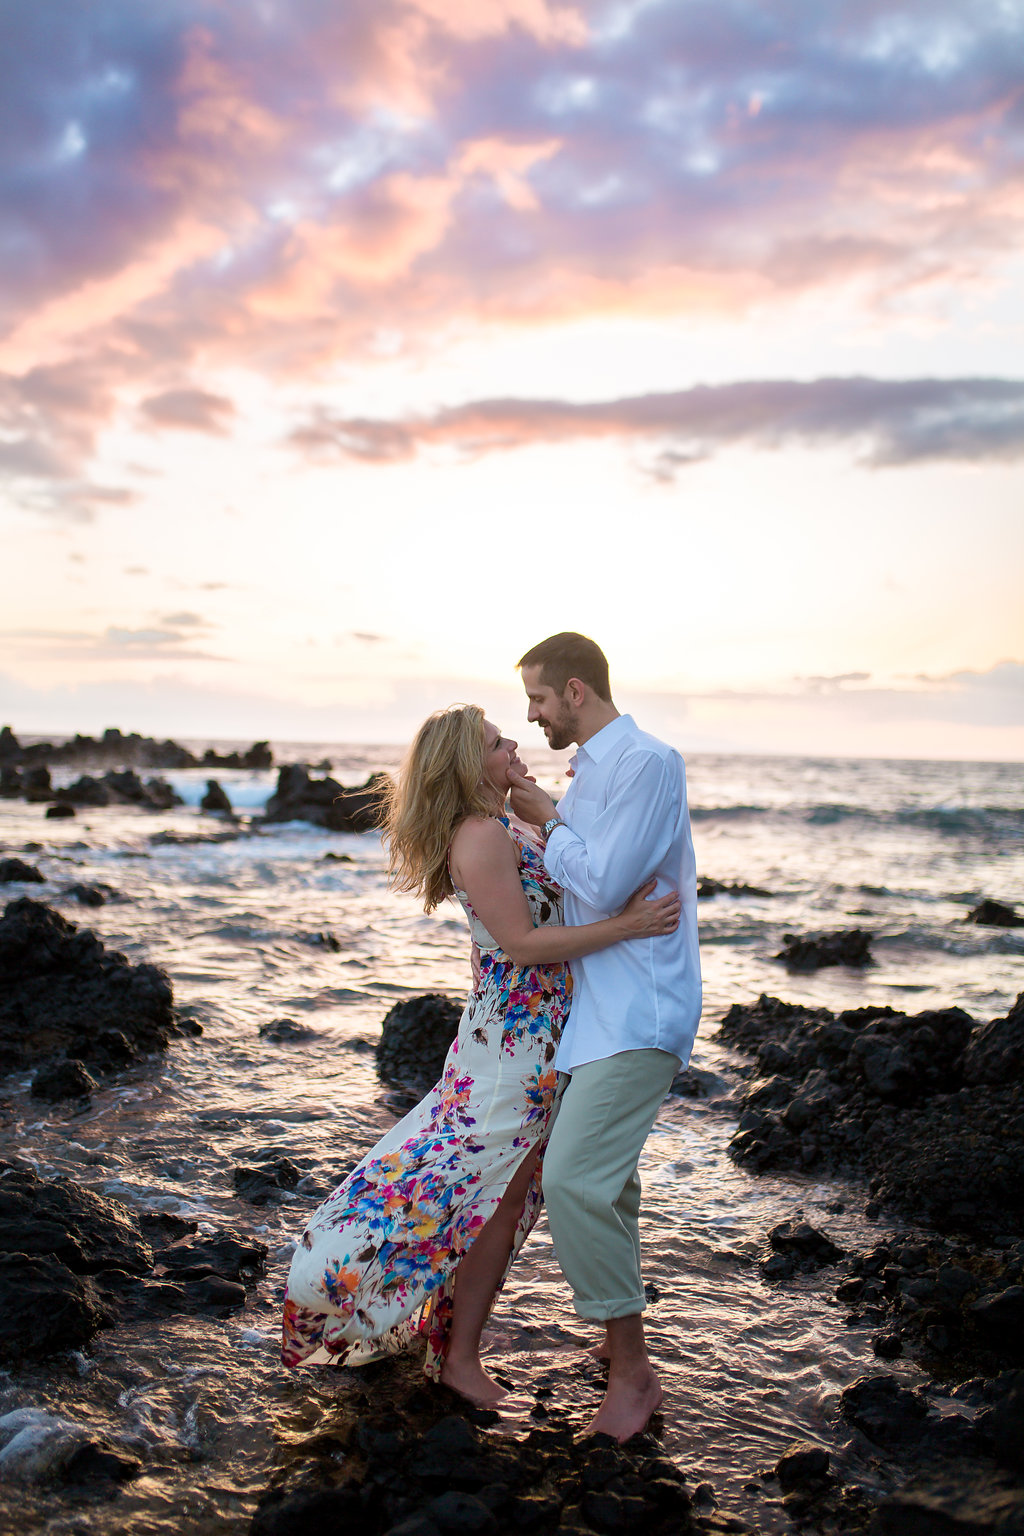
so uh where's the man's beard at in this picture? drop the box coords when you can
[543,701,578,751]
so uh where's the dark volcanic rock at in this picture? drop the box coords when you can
[233,1158,303,1204]
[262,764,389,832]
[377,993,462,1087]
[835,1231,1024,1378]
[966,898,1024,929]
[875,1471,1024,1535]
[839,1375,929,1446]
[0,725,271,773]
[63,882,120,907]
[697,877,773,899]
[0,1163,153,1275]
[30,1059,98,1100]
[0,897,176,1075]
[723,993,1024,1240]
[153,1231,266,1283]
[962,994,1024,1086]
[0,1253,109,1361]
[763,1221,843,1280]
[23,765,55,802]
[0,764,22,797]
[46,802,76,818]
[200,778,233,813]
[0,858,45,884]
[774,1441,830,1492]
[977,1371,1024,1472]
[259,1016,317,1042]
[776,928,873,970]
[251,1405,706,1536]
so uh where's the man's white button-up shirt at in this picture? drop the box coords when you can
[542,714,701,1074]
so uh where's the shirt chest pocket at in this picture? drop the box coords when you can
[565,793,601,836]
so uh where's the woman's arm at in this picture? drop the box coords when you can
[449,817,679,968]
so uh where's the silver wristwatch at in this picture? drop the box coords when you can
[542,816,563,838]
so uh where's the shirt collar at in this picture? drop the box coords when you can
[576,713,636,766]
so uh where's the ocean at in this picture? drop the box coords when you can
[1,742,1021,1532]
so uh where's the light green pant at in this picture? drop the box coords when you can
[542,1048,680,1321]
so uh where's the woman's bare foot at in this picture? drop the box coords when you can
[585,1340,610,1362]
[439,1357,511,1409]
[583,1364,663,1442]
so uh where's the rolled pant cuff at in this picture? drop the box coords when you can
[572,1294,646,1322]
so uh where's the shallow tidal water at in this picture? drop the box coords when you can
[1,744,1022,1532]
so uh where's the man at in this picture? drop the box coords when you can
[508,631,701,1442]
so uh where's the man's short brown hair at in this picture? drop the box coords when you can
[517,632,612,702]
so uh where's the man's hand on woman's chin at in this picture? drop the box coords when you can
[506,762,557,828]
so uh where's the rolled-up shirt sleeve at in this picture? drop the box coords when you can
[543,752,680,913]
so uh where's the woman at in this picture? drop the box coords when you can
[281,705,679,1408]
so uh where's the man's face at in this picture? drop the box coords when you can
[521,665,580,751]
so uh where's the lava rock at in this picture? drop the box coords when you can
[0,1253,109,1361]
[976,1371,1024,1472]
[30,1058,98,1100]
[259,1017,317,1042]
[697,878,773,899]
[0,858,45,884]
[378,994,462,1087]
[774,1442,830,1492]
[723,992,1024,1241]
[23,766,55,802]
[875,1471,1024,1535]
[776,929,873,970]
[0,897,176,1075]
[966,899,1024,928]
[63,882,119,906]
[262,763,389,832]
[201,778,233,814]
[839,1374,929,1446]
[0,1163,153,1275]
[153,1231,267,1283]
[962,993,1024,1086]
[768,1221,843,1268]
[233,1158,303,1204]
[45,803,76,818]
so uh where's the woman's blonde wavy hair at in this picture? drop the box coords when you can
[383,704,497,913]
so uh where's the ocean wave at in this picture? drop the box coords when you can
[690,804,771,821]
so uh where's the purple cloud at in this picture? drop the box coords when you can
[290,375,1024,470]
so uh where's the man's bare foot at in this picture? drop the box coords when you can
[582,1365,663,1442]
[439,1357,510,1409]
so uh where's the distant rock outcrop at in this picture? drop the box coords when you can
[200,778,233,814]
[262,765,389,832]
[0,724,272,773]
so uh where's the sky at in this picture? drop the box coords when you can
[2,0,1023,761]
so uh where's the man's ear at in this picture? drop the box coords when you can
[565,676,586,708]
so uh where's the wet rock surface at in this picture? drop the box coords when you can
[0,857,45,883]
[722,992,1024,1241]
[201,777,234,813]
[378,993,463,1088]
[0,897,178,1075]
[262,764,389,832]
[834,1230,1024,1378]
[251,1395,720,1536]
[698,878,773,899]
[55,769,183,811]
[0,1165,267,1357]
[775,929,874,970]
[966,899,1024,929]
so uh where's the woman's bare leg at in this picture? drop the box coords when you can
[440,1144,541,1407]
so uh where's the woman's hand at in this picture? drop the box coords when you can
[618,878,681,936]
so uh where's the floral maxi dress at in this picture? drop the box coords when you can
[281,817,571,1374]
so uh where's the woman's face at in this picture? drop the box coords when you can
[481,719,526,802]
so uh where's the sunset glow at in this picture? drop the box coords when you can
[2,0,1022,757]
